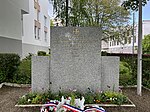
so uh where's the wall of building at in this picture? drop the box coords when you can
[0,36,22,56]
[22,43,49,56]
[22,0,50,57]
[0,0,22,40]
[10,0,29,13]
[105,20,150,53]
[0,0,29,56]
[143,20,150,37]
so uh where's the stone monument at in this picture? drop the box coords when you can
[32,27,119,93]
[50,27,101,93]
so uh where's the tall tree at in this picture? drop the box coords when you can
[122,0,149,10]
[51,0,130,40]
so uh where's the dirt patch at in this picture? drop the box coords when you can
[0,86,150,112]
[0,86,39,112]
[105,87,150,112]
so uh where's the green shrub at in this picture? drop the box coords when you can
[0,54,20,83]
[106,53,150,88]
[119,61,132,86]
[0,70,5,83]
[13,58,31,84]
[37,51,47,56]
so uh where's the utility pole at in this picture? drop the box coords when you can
[137,0,142,96]
[132,12,135,83]
[132,12,135,55]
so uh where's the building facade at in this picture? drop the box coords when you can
[0,0,29,56]
[22,0,50,57]
[102,20,150,54]
[0,0,50,58]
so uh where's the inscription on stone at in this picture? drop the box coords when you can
[50,27,102,92]
[62,28,81,57]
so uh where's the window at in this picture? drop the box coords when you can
[38,28,40,39]
[117,41,119,45]
[44,16,47,26]
[44,31,47,41]
[110,42,111,46]
[34,26,37,39]
[124,37,127,44]
[127,30,130,36]
[128,37,131,44]
[134,36,136,43]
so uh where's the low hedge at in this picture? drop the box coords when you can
[37,51,47,56]
[13,58,31,84]
[0,54,20,83]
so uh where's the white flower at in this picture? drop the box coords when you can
[22,95,26,98]
[73,89,77,92]
[28,99,31,102]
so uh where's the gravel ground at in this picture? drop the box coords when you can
[0,86,150,112]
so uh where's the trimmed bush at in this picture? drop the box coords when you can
[0,54,20,83]
[13,58,31,84]
[119,61,132,86]
[37,51,47,56]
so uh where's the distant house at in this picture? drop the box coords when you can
[0,0,50,58]
[102,20,150,54]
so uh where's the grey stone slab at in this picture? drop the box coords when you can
[101,56,120,91]
[31,27,120,93]
[50,27,102,93]
[32,56,50,93]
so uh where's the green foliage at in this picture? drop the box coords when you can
[142,34,150,54]
[18,90,129,105]
[70,93,75,106]
[122,0,149,11]
[112,93,128,105]
[94,91,129,105]
[13,58,31,84]
[84,92,95,104]
[0,70,5,83]
[101,51,107,56]
[107,53,150,88]
[50,19,54,26]
[119,61,132,86]
[51,0,130,40]
[32,94,43,104]
[0,54,20,83]
[37,51,47,56]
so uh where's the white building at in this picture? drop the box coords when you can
[103,20,150,53]
[0,0,50,58]
[0,0,29,56]
[22,0,50,57]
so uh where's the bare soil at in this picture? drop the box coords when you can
[0,86,150,112]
